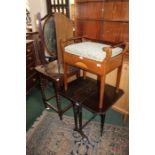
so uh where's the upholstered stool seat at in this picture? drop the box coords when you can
[65,41,123,62]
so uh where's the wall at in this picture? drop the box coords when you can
[27,0,47,31]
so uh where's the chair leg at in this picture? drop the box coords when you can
[53,80,62,120]
[99,75,106,109]
[100,114,106,136]
[64,63,68,91]
[116,65,123,92]
[76,70,81,79]
[40,77,48,108]
[83,71,86,79]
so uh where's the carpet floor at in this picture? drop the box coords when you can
[27,111,129,155]
[26,86,129,131]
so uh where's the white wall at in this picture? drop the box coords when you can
[27,0,47,31]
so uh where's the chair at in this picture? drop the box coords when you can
[32,12,80,120]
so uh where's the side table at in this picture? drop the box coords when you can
[60,77,124,137]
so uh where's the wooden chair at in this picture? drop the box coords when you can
[32,13,79,120]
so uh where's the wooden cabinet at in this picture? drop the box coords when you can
[26,40,38,94]
[75,0,129,43]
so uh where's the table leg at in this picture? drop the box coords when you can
[116,65,122,92]
[100,113,106,136]
[73,102,78,131]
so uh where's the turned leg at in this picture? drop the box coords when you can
[76,70,80,79]
[83,71,86,79]
[116,65,123,92]
[63,63,68,91]
[40,76,48,108]
[99,75,106,109]
[100,114,106,136]
[73,102,78,131]
[53,79,62,120]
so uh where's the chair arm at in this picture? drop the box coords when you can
[101,47,112,65]
[112,42,129,55]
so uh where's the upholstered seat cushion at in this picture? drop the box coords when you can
[65,41,123,62]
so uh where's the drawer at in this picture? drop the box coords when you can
[26,62,36,78]
[26,52,35,65]
[26,74,37,92]
[26,42,34,56]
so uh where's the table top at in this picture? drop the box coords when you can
[60,77,124,113]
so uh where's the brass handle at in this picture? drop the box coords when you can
[32,78,36,82]
[30,67,33,71]
[28,57,32,60]
[27,49,31,52]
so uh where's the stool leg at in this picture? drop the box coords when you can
[116,65,123,92]
[100,114,106,136]
[76,70,80,79]
[83,71,86,79]
[99,75,106,109]
[53,80,62,120]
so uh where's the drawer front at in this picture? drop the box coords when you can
[26,43,34,56]
[26,74,37,92]
[64,52,104,75]
[26,62,36,78]
[26,52,35,65]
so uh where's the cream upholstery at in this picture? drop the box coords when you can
[65,41,123,62]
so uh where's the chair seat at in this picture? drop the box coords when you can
[65,41,123,62]
[35,60,79,80]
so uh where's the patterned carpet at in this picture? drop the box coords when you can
[26,111,129,155]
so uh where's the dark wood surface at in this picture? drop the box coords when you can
[75,0,129,43]
[60,77,124,113]
[26,40,38,94]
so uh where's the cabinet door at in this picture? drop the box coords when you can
[103,1,114,20]
[119,23,129,42]
[103,1,129,21]
[100,21,129,42]
[120,1,129,20]
[75,20,102,40]
[75,2,104,19]
[101,22,121,42]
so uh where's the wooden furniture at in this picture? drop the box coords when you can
[60,77,124,137]
[85,55,129,121]
[61,36,128,110]
[73,0,129,118]
[109,55,129,120]
[74,0,129,43]
[46,0,70,17]
[54,13,74,64]
[33,13,80,119]
[26,40,38,94]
